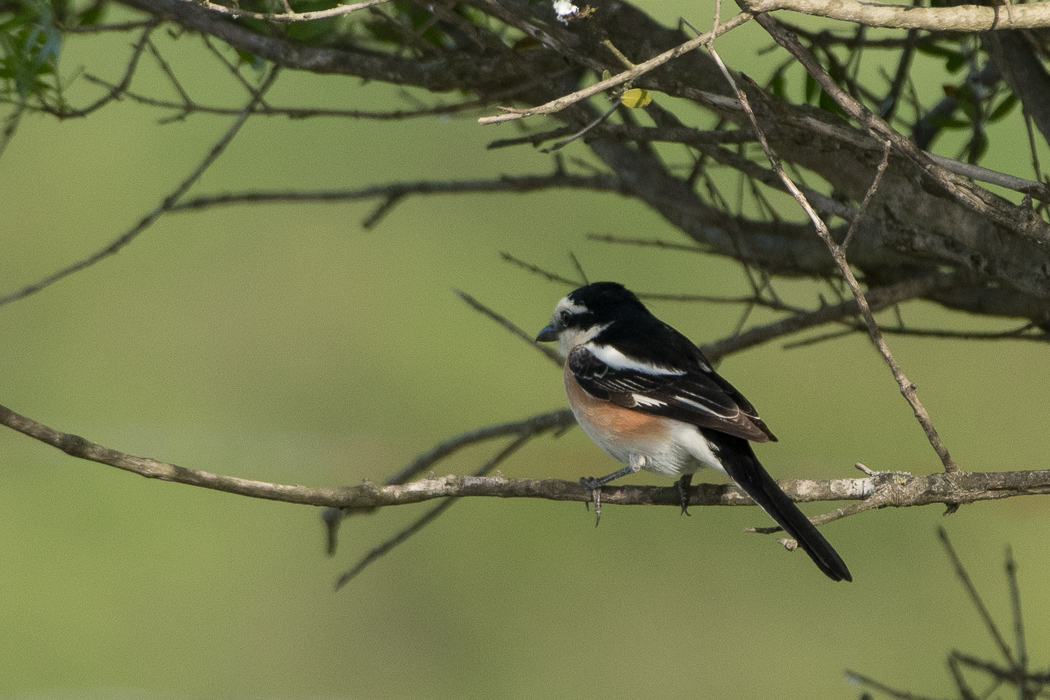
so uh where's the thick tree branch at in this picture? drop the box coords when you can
[739,0,1050,31]
[751,13,1050,257]
[92,0,1050,327]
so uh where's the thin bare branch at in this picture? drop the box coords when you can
[191,0,392,22]
[59,19,159,33]
[322,409,574,554]
[784,322,1049,349]
[81,76,496,120]
[499,252,582,287]
[454,290,564,368]
[587,233,705,254]
[841,139,891,250]
[5,402,1050,513]
[1005,546,1029,694]
[0,67,279,308]
[39,22,159,120]
[945,654,981,700]
[385,410,575,487]
[488,123,756,151]
[167,173,629,213]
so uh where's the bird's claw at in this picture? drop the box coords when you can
[580,476,603,526]
[675,475,693,516]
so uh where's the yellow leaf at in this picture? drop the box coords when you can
[620,88,652,109]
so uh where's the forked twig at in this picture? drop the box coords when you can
[938,528,1016,667]
[334,432,532,588]
[853,530,1045,699]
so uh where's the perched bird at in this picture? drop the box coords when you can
[536,281,851,582]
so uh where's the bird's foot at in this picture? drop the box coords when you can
[580,476,603,526]
[674,474,693,516]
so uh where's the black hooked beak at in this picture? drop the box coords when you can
[536,322,559,343]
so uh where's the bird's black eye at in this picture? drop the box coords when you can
[560,310,572,325]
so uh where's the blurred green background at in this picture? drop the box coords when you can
[2,5,1049,698]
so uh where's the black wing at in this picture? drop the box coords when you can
[568,344,777,443]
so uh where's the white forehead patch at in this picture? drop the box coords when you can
[554,296,587,316]
[586,344,687,375]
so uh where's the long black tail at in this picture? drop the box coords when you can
[708,431,852,582]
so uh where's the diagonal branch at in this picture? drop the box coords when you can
[454,289,565,368]
[334,430,534,588]
[717,17,960,473]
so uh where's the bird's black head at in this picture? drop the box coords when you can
[536,282,651,352]
[565,282,648,319]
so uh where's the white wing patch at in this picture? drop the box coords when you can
[587,344,687,376]
[632,394,666,407]
[675,395,737,419]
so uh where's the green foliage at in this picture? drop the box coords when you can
[0,1,62,99]
[763,31,1021,164]
[0,0,108,104]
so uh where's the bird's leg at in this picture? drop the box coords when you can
[580,456,645,526]
[674,473,693,516]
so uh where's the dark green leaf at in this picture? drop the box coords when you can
[988,93,1018,123]
[78,1,107,27]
